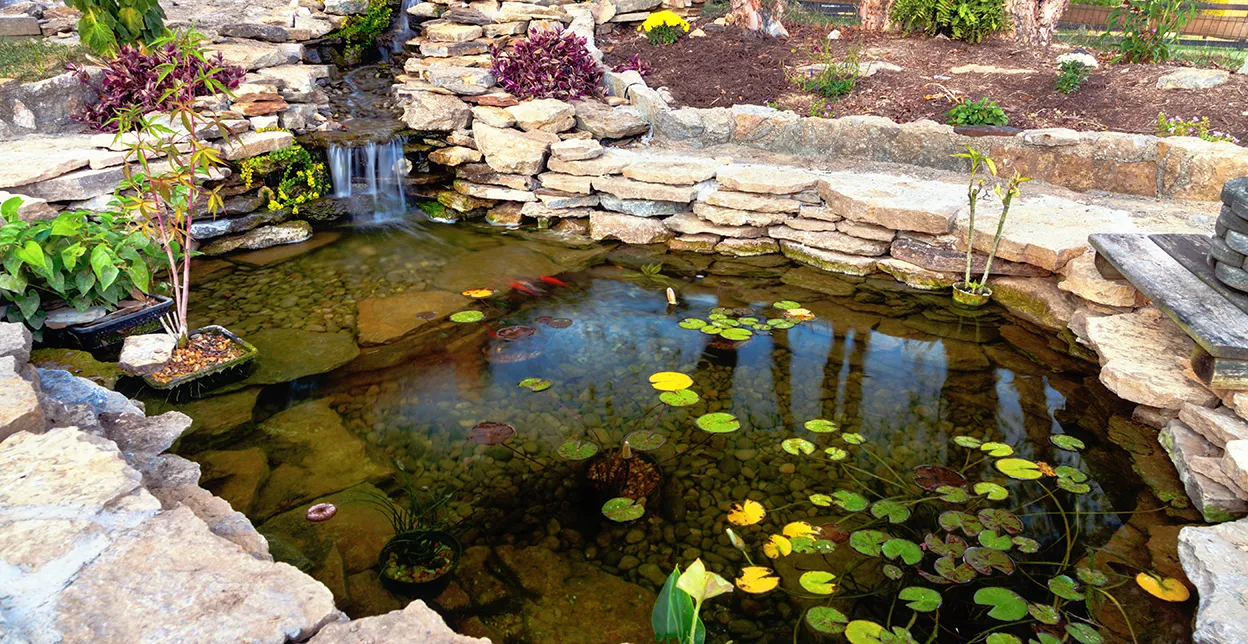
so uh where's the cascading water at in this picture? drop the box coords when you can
[392,0,416,54]
[326,138,409,222]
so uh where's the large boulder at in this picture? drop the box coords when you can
[506,99,576,133]
[472,122,553,175]
[309,600,489,643]
[590,211,674,244]
[357,290,473,346]
[1086,308,1220,409]
[402,91,472,131]
[572,100,649,139]
[1179,519,1248,644]
[200,221,313,255]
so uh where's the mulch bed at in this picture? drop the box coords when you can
[599,23,1248,141]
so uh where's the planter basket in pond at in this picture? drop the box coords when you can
[58,295,174,354]
[141,325,258,397]
[378,530,462,598]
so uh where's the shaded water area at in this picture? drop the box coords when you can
[160,219,1196,643]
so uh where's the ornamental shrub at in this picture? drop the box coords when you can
[66,0,166,55]
[946,97,1008,127]
[1054,60,1091,94]
[891,0,1007,44]
[638,10,690,45]
[72,30,244,132]
[490,28,602,101]
[239,144,331,215]
[1102,0,1194,63]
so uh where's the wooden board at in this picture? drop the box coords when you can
[1151,233,1248,316]
[1090,233,1248,361]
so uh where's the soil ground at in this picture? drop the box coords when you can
[600,23,1248,142]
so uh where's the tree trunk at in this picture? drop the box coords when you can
[727,0,789,36]
[858,0,892,31]
[1005,0,1071,46]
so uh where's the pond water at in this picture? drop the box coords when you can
[160,219,1194,643]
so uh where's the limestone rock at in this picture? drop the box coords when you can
[598,195,687,217]
[623,157,720,185]
[550,138,603,161]
[453,179,536,201]
[960,196,1136,272]
[716,165,817,194]
[572,100,649,139]
[888,236,1049,277]
[780,266,857,295]
[1058,252,1141,307]
[590,211,674,244]
[471,105,515,128]
[429,146,483,166]
[592,175,698,202]
[703,189,801,214]
[118,334,176,376]
[877,258,957,290]
[420,66,497,96]
[13,164,125,202]
[837,219,895,242]
[456,164,536,191]
[693,201,789,227]
[102,411,193,457]
[473,122,551,175]
[36,367,141,419]
[547,148,635,176]
[1224,441,1248,497]
[669,233,720,253]
[149,387,260,451]
[665,212,766,239]
[0,14,40,35]
[716,238,779,257]
[0,189,55,221]
[779,241,879,276]
[216,130,294,161]
[506,99,576,132]
[496,2,571,21]
[1157,68,1230,90]
[0,360,42,443]
[402,91,472,131]
[0,137,94,189]
[200,221,313,255]
[219,22,290,42]
[0,322,32,363]
[425,23,483,42]
[785,217,839,232]
[1181,404,1248,448]
[768,225,890,256]
[357,290,473,346]
[989,277,1075,331]
[1161,420,1248,522]
[204,41,290,71]
[1178,520,1248,643]
[1087,308,1219,409]
[536,190,598,209]
[819,172,964,234]
[150,482,271,559]
[309,600,489,643]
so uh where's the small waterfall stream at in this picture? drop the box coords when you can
[392,0,416,53]
[326,138,409,222]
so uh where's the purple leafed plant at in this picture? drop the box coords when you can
[490,28,603,101]
[72,40,245,132]
[612,54,651,76]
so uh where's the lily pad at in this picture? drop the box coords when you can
[720,327,753,341]
[1048,575,1085,600]
[933,556,976,583]
[849,530,891,557]
[782,437,816,455]
[883,564,904,580]
[762,534,792,559]
[649,371,693,391]
[556,438,599,460]
[980,441,1014,457]
[824,447,849,460]
[799,570,837,594]
[965,547,1016,575]
[678,318,707,329]
[805,607,849,635]
[1055,466,1088,482]
[517,377,551,392]
[469,421,515,446]
[1135,572,1190,602]
[1012,536,1040,553]
[1057,478,1091,494]
[809,493,833,507]
[773,300,801,310]
[938,511,984,536]
[973,482,1010,501]
[953,436,983,448]
[602,497,644,522]
[727,499,766,526]
[697,412,741,433]
[898,587,942,612]
[659,389,699,407]
[986,635,1022,644]
[937,485,970,503]
[871,500,911,523]
[783,522,818,539]
[844,621,884,644]
[804,418,839,433]
[699,325,721,336]
[977,509,1023,534]
[882,539,923,565]
[495,325,536,340]
[1050,434,1086,451]
[450,310,485,323]
[1076,568,1108,587]
[841,432,866,445]
[1028,603,1061,625]
[547,318,573,328]
[735,566,779,594]
[624,430,666,451]
[924,533,968,558]
[973,587,1028,621]
[831,490,868,512]
[976,530,1014,551]
[1065,624,1103,644]
[914,465,968,491]
[996,458,1044,480]
[769,319,796,330]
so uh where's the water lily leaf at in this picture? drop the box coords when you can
[469,421,515,446]
[1048,575,1085,600]
[450,310,485,323]
[977,509,1023,535]
[821,523,851,543]
[953,436,983,448]
[976,530,1013,551]
[831,490,868,512]
[762,534,792,559]
[1065,623,1103,644]
[461,288,496,298]
[938,511,984,536]
[973,587,1027,621]
[882,539,923,565]
[517,377,551,392]
[799,570,837,594]
[1077,568,1108,586]
[973,482,1009,501]
[624,430,665,451]
[996,458,1044,480]
[783,522,818,539]
[495,325,536,340]
[790,536,816,553]
[1055,465,1088,482]
[773,300,801,310]
[841,432,866,445]
[883,564,904,580]
[720,327,753,341]
[1012,536,1040,553]
[1032,635,1063,644]
[678,318,707,329]
[1028,603,1061,625]
[804,418,839,433]
[808,493,833,507]
[697,412,740,433]
[547,318,573,328]
[844,620,884,644]
[735,566,779,593]
[602,497,644,522]
[1050,434,1086,451]
[924,533,968,558]
[727,499,766,526]
[659,389,700,407]
[699,325,721,336]
[784,307,815,321]
[933,556,976,583]
[805,606,849,635]
[914,465,968,491]
[810,539,837,553]
[769,319,796,330]
[782,437,816,456]
[677,558,733,603]
[824,447,849,460]
[1135,573,1190,602]
[649,371,693,391]
[556,439,599,460]
[986,635,1022,644]
[965,547,1015,575]
[898,587,942,612]
[849,530,891,557]
[709,308,730,317]
[1058,479,1092,493]
[980,442,1014,457]
[871,500,911,523]
[937,485,970,503]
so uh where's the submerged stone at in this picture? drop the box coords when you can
[234,328,360,387]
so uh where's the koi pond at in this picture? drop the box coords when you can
[154,220,1197,644]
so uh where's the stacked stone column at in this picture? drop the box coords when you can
[1211,178,1248,293]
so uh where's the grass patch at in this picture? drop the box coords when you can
[0,38,91,83]
[781,2,861,27]
[1056,28,1247,68]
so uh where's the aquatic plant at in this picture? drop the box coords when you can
[489,27,602,101]
[953,148,1029,303]
[653,558,732,644]
[354,464,466,586]
[677,301,815,348]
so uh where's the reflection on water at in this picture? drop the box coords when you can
[167,223,1192,643]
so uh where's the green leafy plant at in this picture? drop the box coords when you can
[239,144,330,216]
[66,0,166,54]
[951,147,1030,298]
[640,10,691,45]
[0,201,164,332]
[1156,111,1240,144]
[1102,0,1194,63]
[354,463,467,585]
[333,0,392,57]
[946,97,1008,127]
[1055,59,1092,94]
[791,46,860,99]
[891,0,1007,43]
[653,559,732,644]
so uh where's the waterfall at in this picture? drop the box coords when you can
[326,137,409,221]
[392,0,416,53]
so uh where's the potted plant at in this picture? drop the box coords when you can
[109,33,258,394]
[355,467,465,597]
[0,200,169,348]
[952,147,1029,308]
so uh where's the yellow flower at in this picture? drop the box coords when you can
[639,9,690,33]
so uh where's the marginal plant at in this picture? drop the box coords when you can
[239,144,330,215]
[639,10,691,45]
[66,0,166,55]
[952,147,1029,298]
[1156,112,1240,144]
[71,30,244,132]
[653,558,732,644]
[1102,0,1194,63]
[1055,60,1091,94]
[891,0,1007,43]
[489,27,602,101]
[945,97,1009,127]
[791,46,861,99]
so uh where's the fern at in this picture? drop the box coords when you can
[892,0,1006,44]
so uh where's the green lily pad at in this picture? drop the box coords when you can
[809,493,833,507]
[965,547,1016,575]
[1057,478,1091,494]
[924,533,968,558]
[699,325,721,335]
[1034,635,1063,644]
[996,458,1043,480]
[720,327,753,341]
[517,377,552,392]
[450,310,485,323]
[953,436,983,448]
[696,412,740,433]
[1028,603,1061,625]
[782,437,816,455]
[937,485,970,503]
[799,570,837,594]
[882,539,923,565]
[1065,624,1102,644]
[769,319,796,330]
[898,587,942,612]
[973,482,1009,501]
[870,500,911,523]
[804,418,839,433]
[1048,575,1085,600]
[977,509,1023,534]
[986,635,1022,644]
[831,490,868,512]
[1012,536,1040,553]
[805,607,849,635]
[1055,466,1088,482]
[938,511,984,536]
[973,587,1028,621]
[1050,434,1086,451]
[841,432,866,445]
[790,536,816,553]
[678,318,707,329]
[883,564,904,580]
[976,530,1013,551]
[934,556,976,583]
[844,620,884,644]
[1076,567,1108,586]
[556,439,599,460]
[980,441,1014,457]
[773,300,801,310]
[602,497,645,522]
[624,430,666,451]
[659,389,700,407]
[849,530,891,557]
[824,447,849,460]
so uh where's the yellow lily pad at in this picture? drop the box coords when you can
[735,566,780,593]
[649,371,693,391]
[1135,573,1190,602]
[727,499,766,526]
